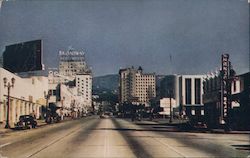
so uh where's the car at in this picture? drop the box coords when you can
[99,114,109,119]
[15,115,37,129]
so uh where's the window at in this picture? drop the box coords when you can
[201,110,204,115]
[185,78,192,104]
[191,110,195,115]
[52,90,57,96]
[233,81,236,92]
[195,79,201,104]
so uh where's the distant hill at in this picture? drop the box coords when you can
[93,74,119,94]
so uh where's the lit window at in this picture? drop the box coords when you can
[191,110,195,115]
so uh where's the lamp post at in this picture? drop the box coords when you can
[3,77,15,129]
[168,90,173,123]
[169,90,173,123]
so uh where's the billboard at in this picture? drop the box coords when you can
[3,40,43,73]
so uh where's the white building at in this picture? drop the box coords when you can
[119,66,156,106]
[59,50,90,77]
[47,49,93,114]
[160,74,205,107]
[0,68,48,127]
[76,74,92,108]
[159,74,205,117]
[159,98,177,115]
[179,75,205,106]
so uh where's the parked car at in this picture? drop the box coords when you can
[15,115,37,129]
[100,114,109,119]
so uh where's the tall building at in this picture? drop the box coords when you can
[47,49,93,112]
[76,74,92,108]
[119,66,156,106]
[59,50,90,77]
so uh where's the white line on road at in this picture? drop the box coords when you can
[104,119,109,158]
[0,142,12,149]
[26,125,83,158]
[155,138,186,158]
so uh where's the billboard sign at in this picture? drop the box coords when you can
[3,40,43,73]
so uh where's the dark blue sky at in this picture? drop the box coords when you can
[0,0,249,76]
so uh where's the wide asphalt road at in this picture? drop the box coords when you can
[0,116,249,158]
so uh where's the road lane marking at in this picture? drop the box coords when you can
[154,137,186,158]
[104,119,109,158]
[119,119,186,157]
[0,142,12,149]
[107,120,110,157]
[26,123,86,158]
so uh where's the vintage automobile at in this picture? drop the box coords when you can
[15,115,37,129]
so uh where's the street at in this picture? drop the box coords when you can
[0,116,249,158]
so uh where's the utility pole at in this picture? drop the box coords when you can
[169,90,173,123]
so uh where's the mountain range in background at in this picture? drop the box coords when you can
[93,74,119,94]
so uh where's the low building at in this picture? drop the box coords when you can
[230,72,249,129]
[0,68,48,127]
[159,98,176,116]
[203,73,241,128]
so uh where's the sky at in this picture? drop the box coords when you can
[0,0,249,76]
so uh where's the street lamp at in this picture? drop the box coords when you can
[169,90,173,123]
[3,77,15,128]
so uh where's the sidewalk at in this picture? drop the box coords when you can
[211,129,250,134]
[135,118,250,134]
[0,122,14,135]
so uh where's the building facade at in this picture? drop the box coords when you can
[119,66,156,106]
[160,75,179,101]
[59,50,90,77]
[178,75,205,106]
[47,49,93,114]
[0,68,48,127]
[159,74,205,119]
[76,74,92,108]
[203,72,248,129]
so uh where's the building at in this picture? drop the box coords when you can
[159,74,205,117]
[178,75,205,107]
[160,75,205,106]
[59,50,90,77]
[0,68,48,127]
[231,72,250,129]
[160,75,179,101]
[76,74,92,108]
[119,66,156,106]
[47,49,93,114]
[159,98,177,116]
[204,71,250,129]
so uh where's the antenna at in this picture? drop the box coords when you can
[169,54,173,75]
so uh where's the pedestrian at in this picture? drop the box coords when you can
[31,110,36,119]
